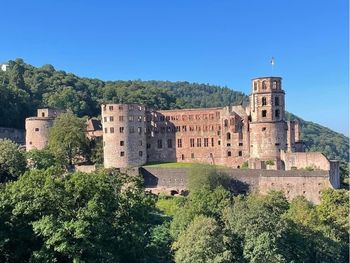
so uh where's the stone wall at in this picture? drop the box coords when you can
[0,127,25,145]
[281,151,330,170]
[140,167,337,203]
[25,117,54,151]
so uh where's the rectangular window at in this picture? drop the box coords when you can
[109,106,113,111]
[120,151,125,157]
[110,127,114,133]
[182,125,187,132]
[177,139,182,148]
[197,138,201,147]
[120,141,124,146]
[204,138,209,147]
[138,116,142,122]
[104,117,107,122]
[118,116,123,121]
[129,116,134,122]
[119,105,123,110]
[176,126,180,132]
[167,139,172,148]
[119,127,124,133]
[110,116,114,122]
[104,128,108,133]
[262,110,267,117]
[139,151,143,157]
[238,151,242,156]
[275,109,280,118]
[147,143,151,149]
[239,142,243,146]
[190,138,195,147]
[275,97,279,106]
[138,127,142,134]
[129,127,135,133]
[191,153,194,159]
[139,140,143,146]
[157,139,162,149]
[218,140,221,145]
[211,138,214,147]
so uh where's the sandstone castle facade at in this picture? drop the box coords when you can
[23,76,340,203]
[101,77,337,174]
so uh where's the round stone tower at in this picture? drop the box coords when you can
[102,103,147,168]
[25,109,63,151]
[249,77,287,169]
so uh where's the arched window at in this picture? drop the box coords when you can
[273,80,278,89]
[262,81,267,90]
[262,97,267,106]
[227,132,231,140]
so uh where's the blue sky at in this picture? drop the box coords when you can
[1,0,348,135]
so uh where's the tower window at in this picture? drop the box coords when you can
[167,139,172,148]
[120,151,125,157]
[227,151,232,157]
[139,151,143,157]
[35,128,39,132]
[273,80,278,89]
[262,81,267,90]
[41,112,45,117]
[120,141,124,146]
[262,97,267,106]
[157,139,163,149]
[262,110,267,117]
[238,151,242,156]
[262,127,266,131]
[226,132,231,140]
[254,82,257,91]
[275,109,280,118]
[275,97,279,106]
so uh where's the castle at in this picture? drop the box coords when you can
[23,76,340,203]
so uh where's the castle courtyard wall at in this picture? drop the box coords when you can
[0,127,25,145]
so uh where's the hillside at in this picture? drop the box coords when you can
[0,58,348,164]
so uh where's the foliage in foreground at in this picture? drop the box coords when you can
[0,168,158,263]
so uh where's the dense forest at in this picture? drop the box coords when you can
[0,58,348,164]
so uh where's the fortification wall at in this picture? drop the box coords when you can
[140,167,336,203]
[0,127,25,145]
[281,151,330,170]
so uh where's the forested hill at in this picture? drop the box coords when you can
[0,59,348,163]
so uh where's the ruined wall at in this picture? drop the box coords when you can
[0,127,25,145]
[281,151,330,171]
[145,106,249,168]
[102,104,147,168]
[140,167,337,203]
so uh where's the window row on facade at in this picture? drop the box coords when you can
[260,96,280,106]
[103,105,144,111]
[149,112,221,122]
[261,109,280,118]
[104,126,143,134]
[103,115,144,122]
[253,80,280,91]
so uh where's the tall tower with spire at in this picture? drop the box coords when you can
[248,77,287,169]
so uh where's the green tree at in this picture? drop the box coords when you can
[0,139,26,183]
[173,215,233,263]
[0,168,158,262]
[48,112,90,166]
[26,148,57,170]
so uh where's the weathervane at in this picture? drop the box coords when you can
[270,57,275,76]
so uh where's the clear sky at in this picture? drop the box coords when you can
[1,0,348,135]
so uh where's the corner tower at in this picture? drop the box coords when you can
[102,104,147,168]
[249,77,287,169]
